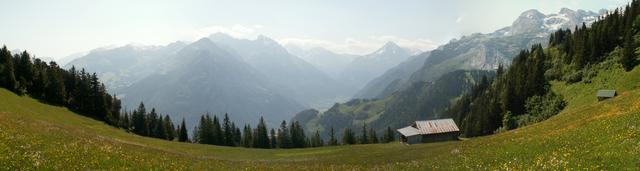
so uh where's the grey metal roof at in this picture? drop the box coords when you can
[397,118,460,136]
[397,126,421,137]
[597,90,616,97]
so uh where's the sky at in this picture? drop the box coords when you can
[0,0,631,59]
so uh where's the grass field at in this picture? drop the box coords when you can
[1,64,639,170]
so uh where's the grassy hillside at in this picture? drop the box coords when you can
[1,64,639,170]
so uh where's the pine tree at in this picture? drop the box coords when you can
[164,115,175,140]
[328,127,338,146]
[277,120,291,148]
[359,123,369,144]
[310,130,324,147]
[132,102,147,136]
[253,117,270,148]
[155,114,167,139]
[212,115,222,145]
[342,128,356,145]
[622,30,637,71]
[147,108,159,137]
[383,126,395,143]
[0,46,17,91]
[290,121,307,148]
[234,126,242,146]
[44,61,66,105]
[120,111,130,130]
[222,113,233,146]
[269,128,277,148]
[178,119,189,142]
[242,124,253,147]
[368,128,378,144]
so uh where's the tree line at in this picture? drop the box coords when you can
[0,47,122,126]
[447,0,640,137]
[190,115,397,149]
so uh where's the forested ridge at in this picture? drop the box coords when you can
[448,0,640,137]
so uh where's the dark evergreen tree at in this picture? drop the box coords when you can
[277,120,291,148]
[0,46,17,91]
[328,127,338,146]
[359,123,369,144]
[253,117,270,148]
[622,30,637,71]
[383,126,395,143]
[212,115,222,145]
[178,119,189,142]
[342,128,356,145]
[222,113,233,146]
[241,124,253,147]
[164,115,175,140]
[269,128,277,148]
[310,130,323,147]
[132,102,147,136]
[368,128,379,144]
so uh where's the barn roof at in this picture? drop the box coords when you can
[597,90,616,97]
[397,118,460,136]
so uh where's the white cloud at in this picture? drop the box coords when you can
[278,36,438,55]
[456,16,464,23]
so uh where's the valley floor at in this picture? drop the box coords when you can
[1,65,640,170]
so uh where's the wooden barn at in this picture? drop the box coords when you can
[396,119,460,144]
[597,90,617,101]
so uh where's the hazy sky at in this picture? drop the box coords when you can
[0,0,630,58]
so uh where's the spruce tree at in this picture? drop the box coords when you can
[359,123,369,144]
[269,128,277,148]
[622,30,637,71]
[383,126,395,143]
[310,130,323,147]
[368,128,378,144]
[328,127,338,146]
[178,119,189,142]
[132,102,147,136]
[164,115,175,140]
[242,124,253,147]
[253,117,270,148]
[342,128,356,145]
[277,120,291,148]
[212,115,222,145]
[0,46,17,91]
[222,113,233,146]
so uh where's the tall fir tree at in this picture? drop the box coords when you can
[178,119,189,142]
[328,127,338,146]
[342,128,356,145]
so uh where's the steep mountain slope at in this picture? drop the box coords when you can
[356,8,603,98]
[296,70,494,138]
[285,45,358,79]
[207,33,353,109]
[65,42,187,91]
[119,38,304,126]
[1,62,638,169]
[338,42,412,90]
[354,52,430,99]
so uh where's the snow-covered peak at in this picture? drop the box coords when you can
[509,8,602,35]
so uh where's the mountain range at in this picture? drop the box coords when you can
[355,8,604,99]
[293,8,604,136]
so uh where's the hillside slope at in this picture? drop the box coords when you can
[1,63,638,169]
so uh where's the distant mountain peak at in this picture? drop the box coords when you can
[382,41,400,49]
[559,7,575,15]
[519,9,545,19]
[371,41,405,55]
